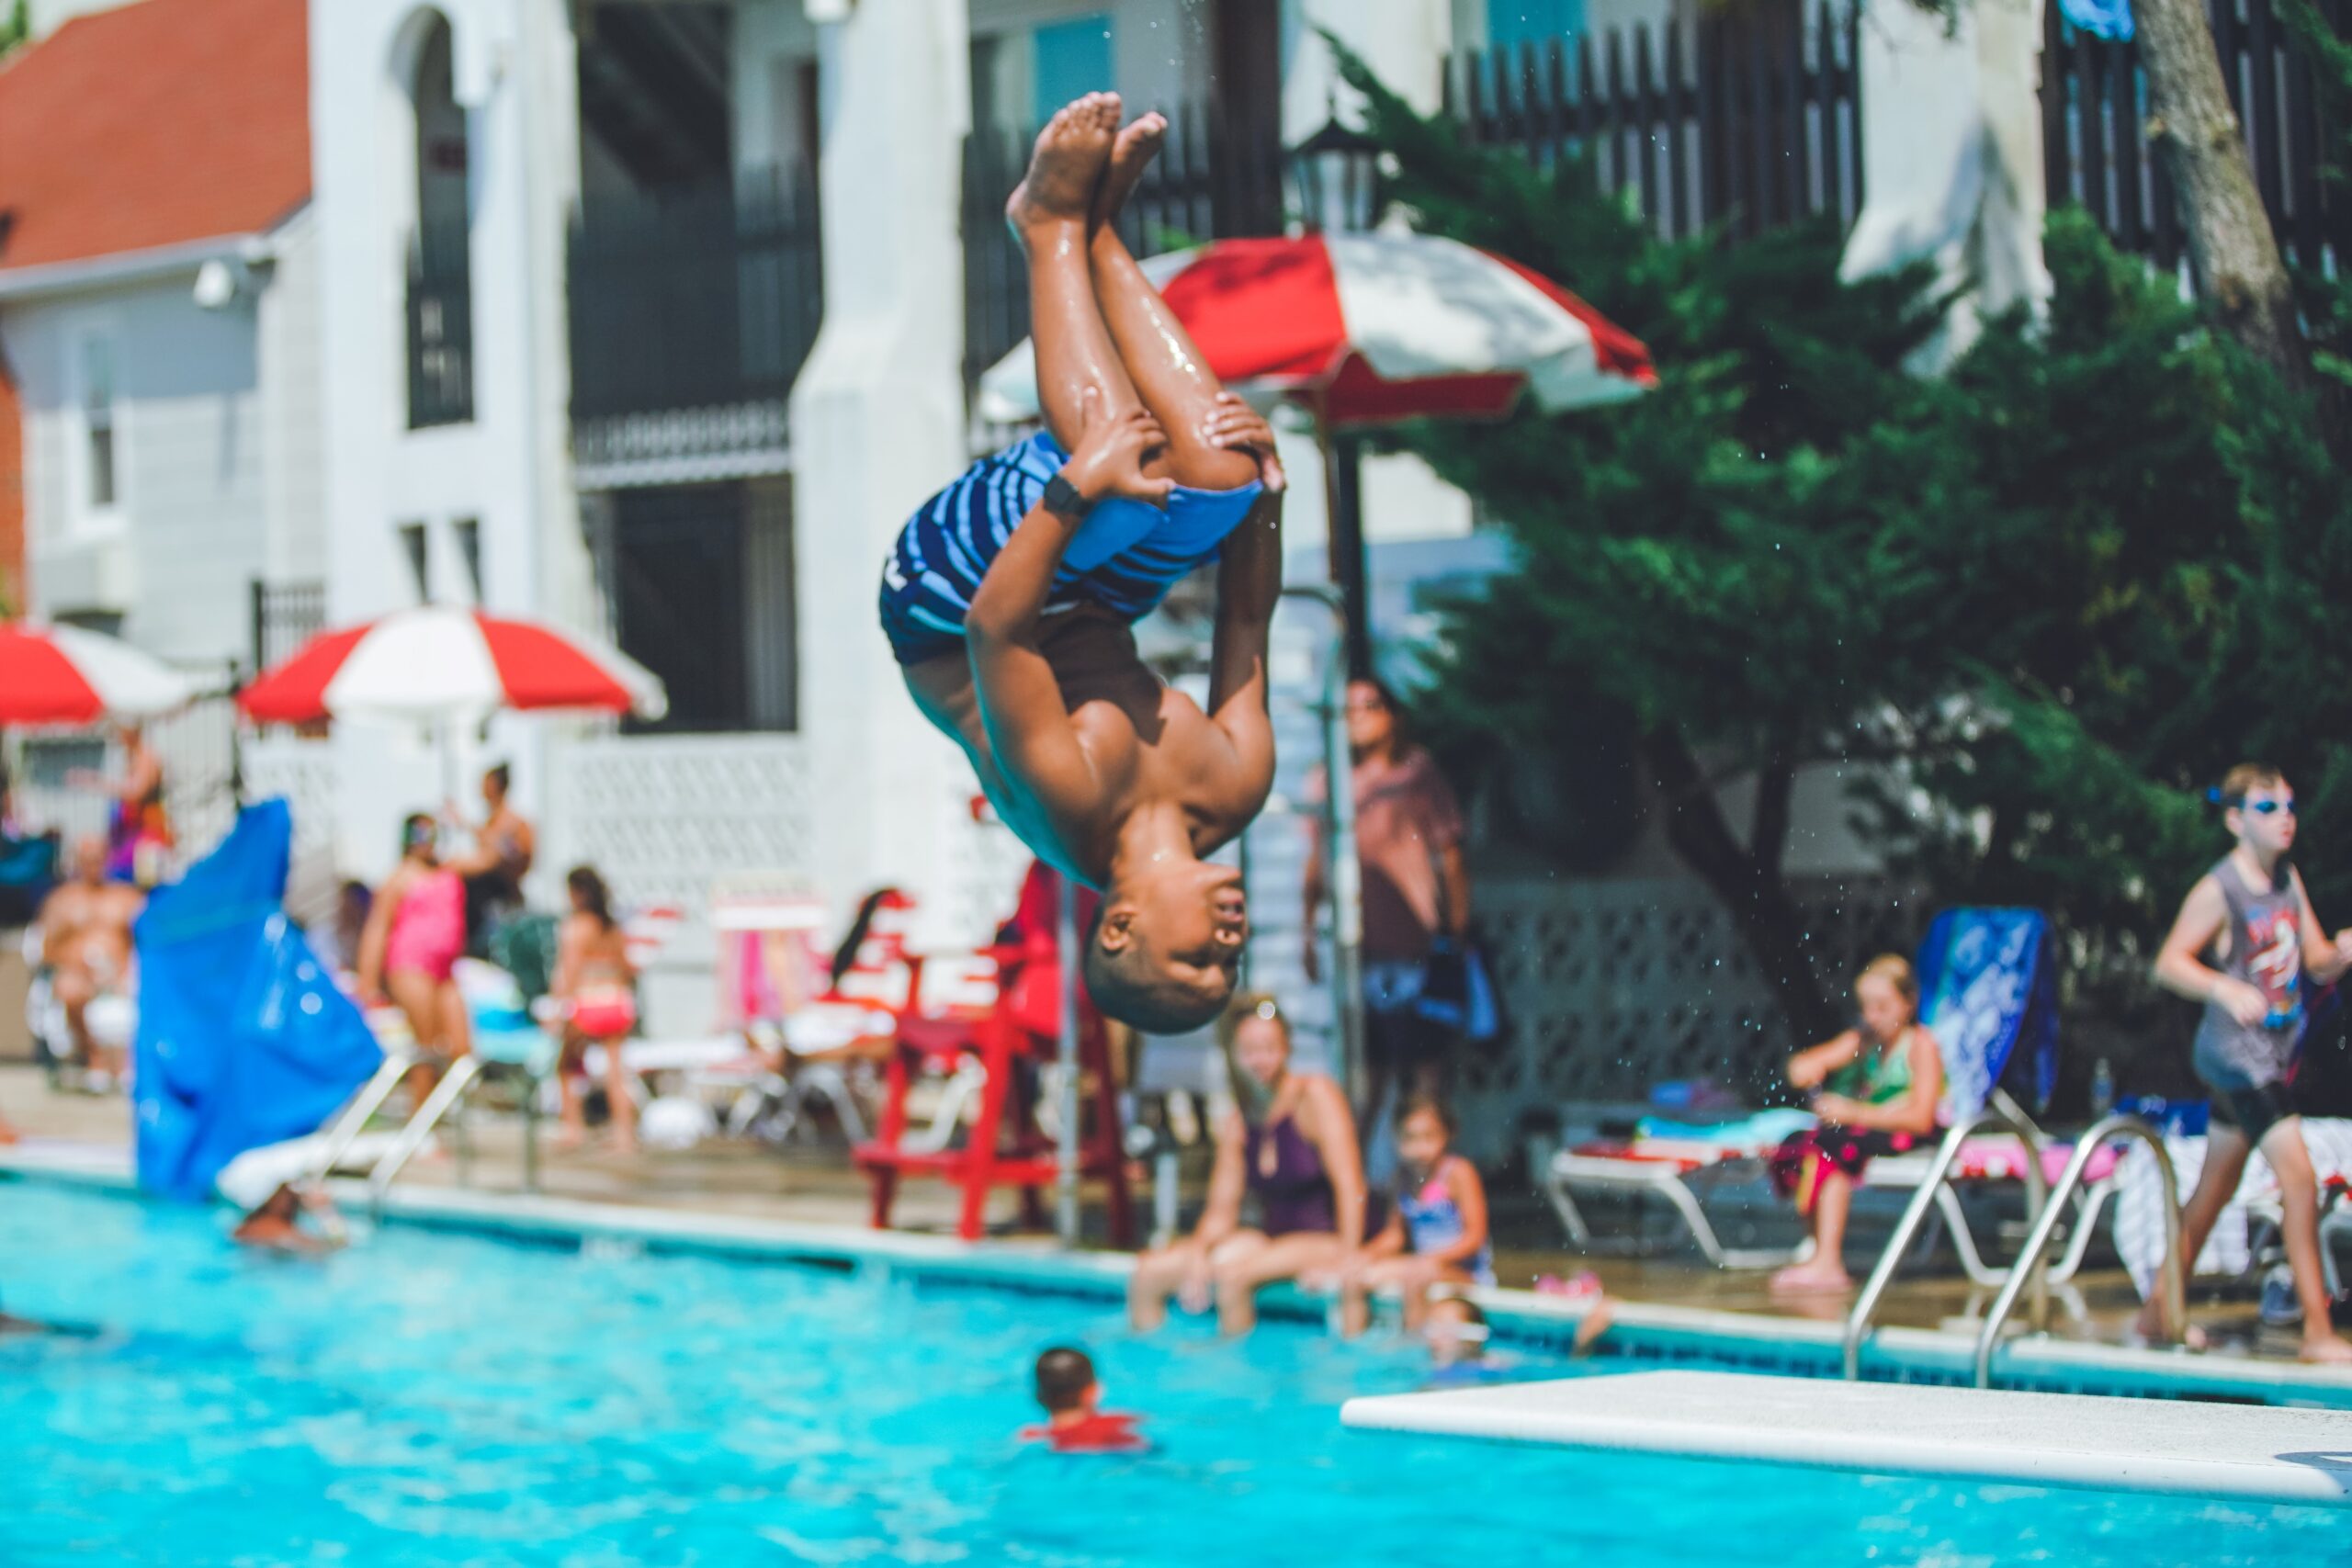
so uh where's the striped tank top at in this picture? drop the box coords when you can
[879,430,1265,668]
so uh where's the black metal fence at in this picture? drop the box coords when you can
[406,222,475,429]
[568,163,824,421]
[249,578,326,678]
[2043,0,2347,274]
[1443,7,1864,241]
[961,109,1287,398]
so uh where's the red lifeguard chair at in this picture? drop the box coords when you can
[854,864,1133,1245]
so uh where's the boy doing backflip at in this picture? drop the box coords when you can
[880,94,1285,1033]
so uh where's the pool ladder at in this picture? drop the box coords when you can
[1840,1106,2186,1386]
[1969,1115,2184,1389]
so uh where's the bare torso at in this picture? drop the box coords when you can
[903,610,1252,887]
[40,883,141,981]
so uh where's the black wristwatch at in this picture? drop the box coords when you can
[1042,472,1094,521]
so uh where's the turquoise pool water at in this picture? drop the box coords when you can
[0,1179,2336,1567]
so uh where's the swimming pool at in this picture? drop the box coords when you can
[0,1179,2337,1567]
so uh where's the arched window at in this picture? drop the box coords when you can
[406,11,474,427]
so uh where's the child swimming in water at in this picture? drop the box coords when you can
[1022,1346,1150,1453]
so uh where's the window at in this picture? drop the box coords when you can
[599,479,797,732]
[1487,0,1584,47]
[78,333,119,520]
[1033,14,1114,125]
[454,518,481,601]
[398,522,430,601]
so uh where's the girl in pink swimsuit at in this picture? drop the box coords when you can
[357,814,473,1104]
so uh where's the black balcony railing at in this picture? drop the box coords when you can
[248,578,326,677]
[962,107,1287,399]
[1443,7,1864,242]
[406,223,475,428]
[567,163,824,422]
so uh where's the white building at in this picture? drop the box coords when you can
[0,0,326,845]
[285,0,2046,1048]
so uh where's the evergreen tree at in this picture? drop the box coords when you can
[1336,46,2352,1071]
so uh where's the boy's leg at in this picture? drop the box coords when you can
[2259,1117,2352,1359]
[1089,114,1261,492]
[1008,94,1144,454]
[2136,1125,2251,1339]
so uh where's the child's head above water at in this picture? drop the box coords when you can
[1852,953,1918,1043]
[1394,1094,1458,1178]
[1423,1294,1489,1366]
[1085,860,1246,1034]
[1034,1346,1102,1420]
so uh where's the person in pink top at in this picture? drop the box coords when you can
[1304,677,1472,1121]
[356,813,472,1104]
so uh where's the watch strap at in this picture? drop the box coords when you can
[1042,473,1094,520]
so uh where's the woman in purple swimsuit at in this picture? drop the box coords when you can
[1128,995,1367,1337]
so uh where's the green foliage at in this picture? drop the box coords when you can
[1334,41,2352,1035]
[0,1,25,55]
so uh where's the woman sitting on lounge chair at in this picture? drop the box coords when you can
[1768,954,1944,1295]
[1128,994,1367,1337]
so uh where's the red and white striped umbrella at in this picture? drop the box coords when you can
[237,604,667,726]
[978,231,1656,428]
[0,621,197,724]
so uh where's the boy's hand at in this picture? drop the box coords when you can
[2213,976,2270,1028]
[1204,391,1285,492]
[1062,398,1174,505]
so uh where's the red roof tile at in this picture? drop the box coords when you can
[0,0,310,273]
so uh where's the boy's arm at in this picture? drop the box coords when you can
[2289,868,2352,985]
[2154,875,2267,1023]
[1203,397,1286,809]
[965,406,1173,812]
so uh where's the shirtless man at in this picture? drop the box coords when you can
[39,835,143,1086]
[879,93,1286,1034]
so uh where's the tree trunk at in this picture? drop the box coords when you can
[2136,0,2309,384]
[1642,729,1844,1046]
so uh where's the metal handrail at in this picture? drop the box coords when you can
[1842,1099,2049,1380]
[1282,584,1366,1105]
[1973,1113,2184,1389]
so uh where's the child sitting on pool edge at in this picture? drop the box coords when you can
[1329,1095,1492,1337]
[1023,1347,1150,1453]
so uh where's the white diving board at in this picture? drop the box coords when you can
[1340,1369,2352,1508]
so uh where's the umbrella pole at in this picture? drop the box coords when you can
[1316,399,1374,680]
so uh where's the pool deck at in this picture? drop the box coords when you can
[7,1062,2352,1410]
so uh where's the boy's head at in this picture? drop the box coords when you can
[1395,1094,1457,1176]
[1085,859,1247,1034]
[1034,1346,1101,1417]
[2218,762,2296,857]
[1423,1294,1488,1366]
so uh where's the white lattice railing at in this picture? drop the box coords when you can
[1451,874,1905,1161]
[541,733,817,940]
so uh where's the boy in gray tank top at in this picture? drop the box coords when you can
[2151,762,2352,1361]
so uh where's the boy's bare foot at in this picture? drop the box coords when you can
[2132,1297,2209,1348]
[1007,92,1122,238]
[1091,111,1168,237]
[2301,1330,2352,1364]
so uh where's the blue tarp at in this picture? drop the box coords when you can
[2060,0,2133,40]
[132,799,382,1203]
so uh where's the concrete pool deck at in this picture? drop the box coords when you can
[6,1061,2351,1409]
